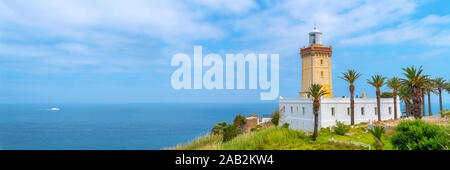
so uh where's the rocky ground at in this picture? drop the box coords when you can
[371,115,449,128]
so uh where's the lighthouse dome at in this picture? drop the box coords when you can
[309,26,322,45]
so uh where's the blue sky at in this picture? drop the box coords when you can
[0,0,449,104]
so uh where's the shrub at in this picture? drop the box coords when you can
[233,114,247,128]
[211,122,228,135]
[281,123,290,129]
[391,119,448,150]
[334,121,350,135]
[271,110,281,126]
[368,126,385,150]
[440,109,450,118]
[223,124,241,142]
[380,92,393,98]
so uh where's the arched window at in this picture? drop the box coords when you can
[320,59,323,65]
[331,107,335,116]
[347,107,350,116]
[361,107,365,115]
[291,106,293,113]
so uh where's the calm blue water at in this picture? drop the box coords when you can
[0,103,277,150]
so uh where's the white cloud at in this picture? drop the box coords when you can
[229,0,418,51]
[0,0,224,42]
[0,0,449,74]
[193,0,257,14]
[340,15,450,45]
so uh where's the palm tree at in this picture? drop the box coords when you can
[422,88,426,116]
[399,86,412,117]
[446,81,450,94]
[340,69,362,125]
[386,77,401,119]
[433,78,447,113]
[423,81,437,116]
[401,66,430,119]
[367,75,386,121]
[306,84,329,141]
[446,81,450,93]
[368,126,385,150]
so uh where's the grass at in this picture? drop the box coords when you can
[171,126,367,150]
[316,124,394,150]
[171,122,449,150]
[169,134,223,150]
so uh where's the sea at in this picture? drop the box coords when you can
[0,103,277,150]
[0,102,445,150]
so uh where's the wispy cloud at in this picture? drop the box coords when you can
[0,0,449,75]
[340,15,450,45]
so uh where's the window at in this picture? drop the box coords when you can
[389,107,392,114]
[291,106,293,113]
[374,107,377,115]
[296,106,299,112]
[281,106,285,113]
[331,107,335,116]
[321,71,324,77]
[347,107,350,116]
[361,107,365,115]
[320,59,323,65]
[302,107,305,115]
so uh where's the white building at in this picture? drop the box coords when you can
[279,97,400,131]
[279,27,400,131]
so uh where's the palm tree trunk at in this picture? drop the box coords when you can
[412,87,422,119]
[376,88,381,121]
[393,89,398,119]
[422,92,425,117]
[404,100,410,117]
[428,91,432,116]
[312,99,320,141]
[350,84,355,125]
[439,88,443,112]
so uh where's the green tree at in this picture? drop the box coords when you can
[380,92,393,98]
[211,121,228,135]
[423,81,437,116]
[433,78,447,113]
[387,77,401,119]
[340,69,362,125]
[340,70,361,125]
[401,66,430,119]
[334,121,349,135]
[367,75,386,121]
[399,86,412,117]
[306,84,329,141]
[222,124,241,142]
[368,126,385,150]
[445,81,450,93]
[271,110,281,126]
[233,114,247,128]
[391,119,448,150]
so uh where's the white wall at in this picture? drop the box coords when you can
[279,98,316,131]
[279,97,400,131]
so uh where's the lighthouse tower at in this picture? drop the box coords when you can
[299,26,333,98]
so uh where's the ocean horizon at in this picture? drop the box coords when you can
[0,102,446,150]
[0,103,278,150]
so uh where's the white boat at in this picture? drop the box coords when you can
[49,108,60,111]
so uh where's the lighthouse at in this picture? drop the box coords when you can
[299,26,333,98]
